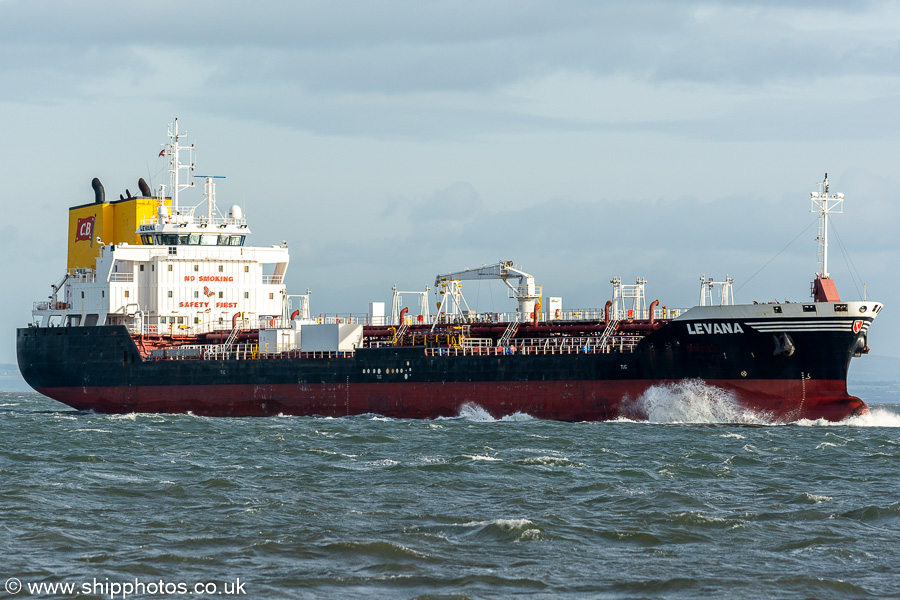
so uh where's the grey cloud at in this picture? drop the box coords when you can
[1,1,896,103]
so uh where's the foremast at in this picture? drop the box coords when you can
[810,173,844,302]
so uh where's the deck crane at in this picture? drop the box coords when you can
[433,261,541,322]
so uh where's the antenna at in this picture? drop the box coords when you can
[194,175,226,222]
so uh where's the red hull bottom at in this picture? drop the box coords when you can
[37,378,867,423]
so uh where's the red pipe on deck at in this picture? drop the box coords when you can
[648,299,659,328]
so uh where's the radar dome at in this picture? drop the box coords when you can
[229,205,243,220]
[158,205,169,218]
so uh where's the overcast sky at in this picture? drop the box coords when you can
[2,0,899,365]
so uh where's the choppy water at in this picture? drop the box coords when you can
[2,388,900,600]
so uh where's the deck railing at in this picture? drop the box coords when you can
[145,333,644,362]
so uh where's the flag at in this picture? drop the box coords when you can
[158,149,166,157]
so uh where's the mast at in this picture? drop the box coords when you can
[196,175,226,222]
[163,119,195,212]
[810,173,844,301]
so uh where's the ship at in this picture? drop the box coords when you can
[16,121,882,421]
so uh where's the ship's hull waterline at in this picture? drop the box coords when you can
[18,316,873,422]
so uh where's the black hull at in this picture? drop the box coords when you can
[16,315,872,421]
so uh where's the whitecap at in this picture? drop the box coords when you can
[815,441,841,450]
[518,456,584,467]
[464,454,502,462]
[805,493,833,503]
[462,518,534,529]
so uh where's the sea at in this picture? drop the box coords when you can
[2,385,900,600]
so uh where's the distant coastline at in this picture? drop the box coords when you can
[0,363,31,393]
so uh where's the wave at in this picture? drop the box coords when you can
[459,518,543,541]
[516,456,585,467]
[632,380,772,425]
[439,403,535,422]
[797,407,900,428]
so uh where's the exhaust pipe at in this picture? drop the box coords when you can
[91,178,106,204]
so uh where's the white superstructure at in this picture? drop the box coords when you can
[32,120,289,334]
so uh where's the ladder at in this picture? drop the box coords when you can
[498,321,519,346]
[223,317,244,352]
[393,321,409,345]
[598,318,619,350]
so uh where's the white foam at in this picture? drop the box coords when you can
[804,493,833,503]
[518,456,584,467]
[797,407,900,428]
[457,403,496,422]
[460,518,542,541]
[635,380,771,425]
[500,411,534,422]
[464,454,502,461]
[462,518,535,529]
